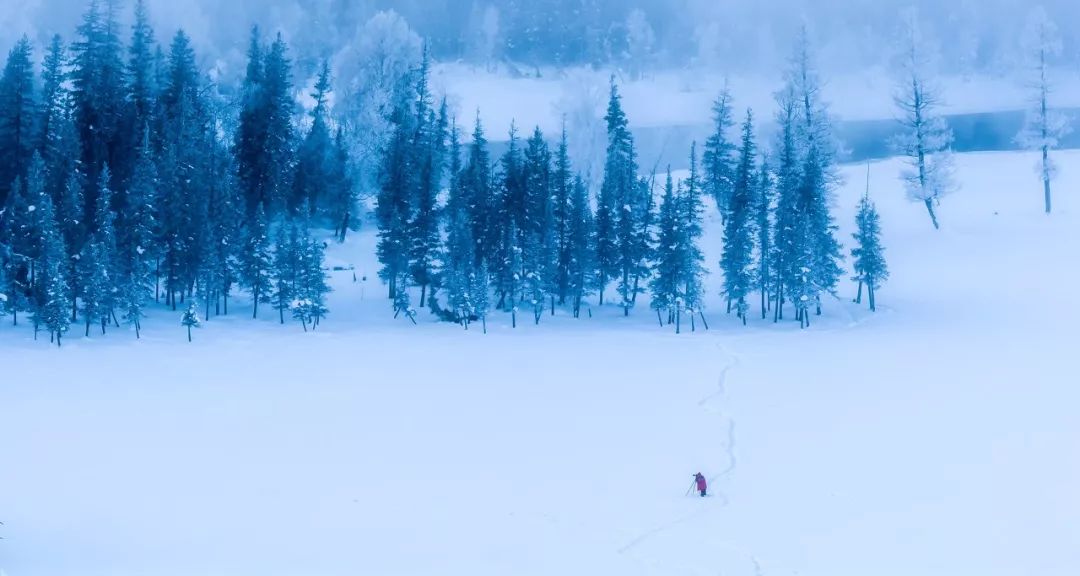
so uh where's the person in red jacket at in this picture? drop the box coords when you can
[694,472,707,497]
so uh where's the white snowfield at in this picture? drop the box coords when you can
[1,150,1078,576]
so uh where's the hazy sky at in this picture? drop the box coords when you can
[4,0,1079,78]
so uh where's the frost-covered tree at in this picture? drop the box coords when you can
[0,36,36,207]
[851,193,888,312]
[594,79,632,306]
[292,236,330,331]
[622,8,655,80]
[240,203,272,318]
[703,86,737,223]
[650,168,681,327]
[566,175,594,319]
[892,9,955,230]
[722,110,758,325]
[33,193,71,346]
[0,175,32,324]
[334,10,421,195]
[272,219,299,325]
[70,0,126,189]
[1016,6,1069,215]
[753,157,774,319]
[680,145,707,322]
[181,302,199,341]
[89,165,119,332]
[127,0,157,142]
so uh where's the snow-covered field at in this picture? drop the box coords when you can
[435,63,1080,138]
[2,150,1079,575]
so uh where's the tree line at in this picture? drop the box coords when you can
[0,0,338,345]
[374,30,889,333]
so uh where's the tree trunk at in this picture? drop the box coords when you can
[135,320,141,340]
[691,311,696,332]
[869,284,876,312]
[419,284,427,309]
[187,325,192,342]
[761,289,767,319]
[252,287,259,319]
[855,280,863,304]
[85,318,91,337]
[482,315,487,334]
[675,308,681,334]
[550,295,555,316]
[656,308,663,327]
[1043,165,1052,214]
[699,311,710,330]
[924,198,940,230]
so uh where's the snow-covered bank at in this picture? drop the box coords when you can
[1,150,1078,576]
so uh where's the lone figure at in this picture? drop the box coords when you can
[694,472,707,497]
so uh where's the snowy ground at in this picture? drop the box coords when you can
[2,150,1079,576]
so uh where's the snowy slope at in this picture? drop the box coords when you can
[1,150,1079,576]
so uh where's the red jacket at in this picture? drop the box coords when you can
[695,474,707,491]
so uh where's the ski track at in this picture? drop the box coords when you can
[616,340,743,561]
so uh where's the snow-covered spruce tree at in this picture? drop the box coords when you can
[37,35,68,171]
[471,259,491,333]
[603,84,648,316]
[0,175,32,325]
[33,192,71,346]
[722,110,758,326]
[375,78,417,303]
[89,165,120,333]
[272,219,299,325]
[788,29,844,322]
[181,302,199,342]
[650,168,681,329]
[70,0,126,191]
[291,232,330,332]
[552,124,574,304]
[0,36,36,207]
[1016,6,1069,215]
[293,60,335,214]
[77,240,108,337]
[240,203,272,318]
[463,113,495,268]
[126,0,157,145]
[680,145,707,329]
[892,9,955,230]
[703,86,737,224]
[406,81,447,311]
[595,78,636,307]
[492,124,525,318]
[852,194,889,312]
[522,126,555,323]
[754,157,775,319]
[440,120,477,327]
[566,175,594,318]
[117,131,156,337]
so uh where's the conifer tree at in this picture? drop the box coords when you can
[37,35,68,164]
[753,157,774,319]
[33,192,71,346]
[272,219,298,325]
[680,146,707,324]
[565,175,594,318]
[294,60,333,213]
[119,132,156,337]
[703,86,737,223]
[721,110,758,325]
[0,36,36,206]
[552,124,574,303]
[650,168,680,327]
[91,164,119,331]
[463,113,495,267]
[71,0,126,189]
[595,79,635,306]
[181,302,199,341]
[0,175,32,324]
[127,0,157,146]
[852,194,888,312]
[240,203,272,318]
